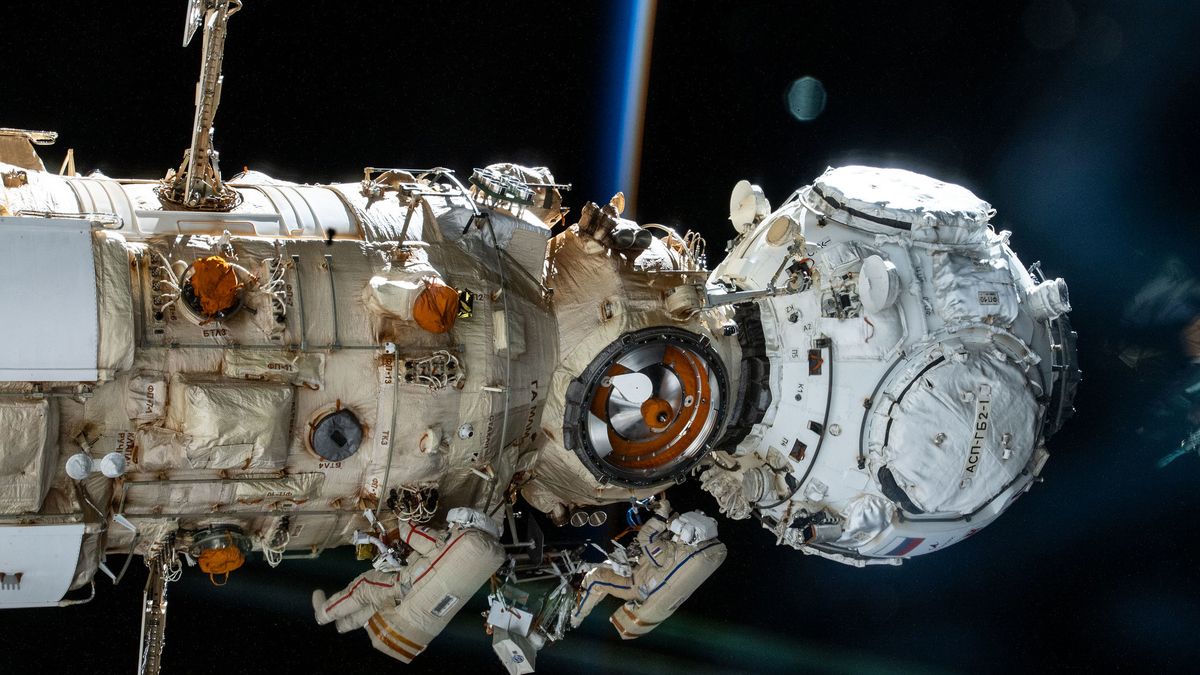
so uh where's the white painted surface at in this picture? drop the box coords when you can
[0,217,100,381]
[0,523,86,608]
[706,166,1069,564]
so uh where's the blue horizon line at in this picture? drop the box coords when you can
[598,0,656,217]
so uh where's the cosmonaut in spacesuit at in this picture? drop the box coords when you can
[571,499,728,638]
[313,508,505,662]
[312,515,442,633]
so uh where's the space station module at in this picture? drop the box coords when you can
[0,2,1079,672]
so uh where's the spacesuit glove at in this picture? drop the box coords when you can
[699,465,752,520]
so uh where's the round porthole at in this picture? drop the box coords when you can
[563,327,729,488]
[308,408,363,462]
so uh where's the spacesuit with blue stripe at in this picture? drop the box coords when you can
[570,502,726,636]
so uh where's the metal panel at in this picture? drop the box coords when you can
[0,217,100,381]
[131,209,282,236]
[0,523,86,608]
[77,177,112,215]
[256,185,303,235]
[96,178,137,230]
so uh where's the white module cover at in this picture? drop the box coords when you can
[808,165,993,245]
[0,217,100,381]
[0,524,86,608]
[878,346,1038,514]
[169,379,294,470]
[0,399,59,514]
[706,165,1077,564]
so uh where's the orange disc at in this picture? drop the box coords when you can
[640,398,674,430]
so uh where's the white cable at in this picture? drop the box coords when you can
[261,526,290,568]
[163,555,183,582]
[154,252,181,286]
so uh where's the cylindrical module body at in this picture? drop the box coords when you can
[522,226,740,515]
[0,163,559,597]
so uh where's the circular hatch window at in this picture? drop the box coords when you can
[308,408,364,462]
[563,328,729,488]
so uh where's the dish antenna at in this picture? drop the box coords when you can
[728,180,770,234]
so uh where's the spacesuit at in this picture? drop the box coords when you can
[571,501,727,638]
[312,507,506,663]
[312,517,443,633]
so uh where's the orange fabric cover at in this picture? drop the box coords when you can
[191,256,242,316]
[198,545,245,575]
[413,280,459,334]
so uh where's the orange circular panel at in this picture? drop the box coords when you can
[640,398,674,430]
[565,328,729,488]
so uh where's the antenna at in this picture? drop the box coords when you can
[157,0,243,211]
[183,0,203,47]
[728,180,770,234]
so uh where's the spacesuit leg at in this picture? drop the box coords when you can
[335,603,380,634]
[570,565,638,628]
[316,568,402,626]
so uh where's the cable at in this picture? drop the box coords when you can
[261,527,290,568]
[163,555,183,582]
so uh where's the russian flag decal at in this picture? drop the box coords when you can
[884,537,924,556]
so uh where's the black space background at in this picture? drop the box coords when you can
[4,2,1200,673]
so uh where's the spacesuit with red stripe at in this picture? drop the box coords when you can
[312,519,443,633]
